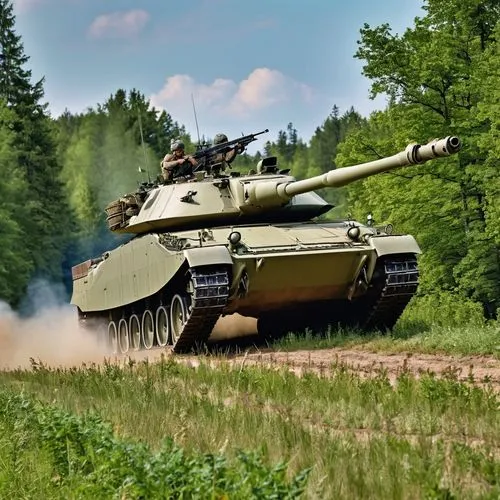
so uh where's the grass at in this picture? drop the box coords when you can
[270,322,500,357]
[0,356,499,499]
[268,292,500,357]
[0,389,308,499]
[1,294,499,498]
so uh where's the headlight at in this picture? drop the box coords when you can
[228,231,242,245]
[347,226,360,240]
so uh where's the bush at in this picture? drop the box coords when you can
[398,292,486,329]
[0,390,310,499]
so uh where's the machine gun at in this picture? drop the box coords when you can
[191,129,269,173]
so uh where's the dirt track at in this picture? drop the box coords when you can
[128,346,500,392]
[1,304,499,391]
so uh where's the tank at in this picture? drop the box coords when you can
[71,135,462,353]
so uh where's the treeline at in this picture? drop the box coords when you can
[0,0,499,317]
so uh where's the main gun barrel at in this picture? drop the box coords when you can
[283,136,461,197]
[244,136,461,208]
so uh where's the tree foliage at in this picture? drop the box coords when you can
[338,0,500,315]
[0,0,70,305]
[0,100,32,302]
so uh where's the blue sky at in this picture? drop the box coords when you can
[12,0,423,150]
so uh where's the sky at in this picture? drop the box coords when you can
[11,0,424,152]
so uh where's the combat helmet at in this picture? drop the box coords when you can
[171,139,185,151]
[213,133,228,145]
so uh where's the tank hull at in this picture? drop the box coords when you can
[71,221,420,353]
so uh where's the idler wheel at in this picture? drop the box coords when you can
[141,309,155,349]
[118,318,129,354]
[108,321,118,354]
[170,294,189,346]
[155,306,170,347]
[129,314,141,351]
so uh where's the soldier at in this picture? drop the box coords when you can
[212,133,244,166]
[161,140,198,182]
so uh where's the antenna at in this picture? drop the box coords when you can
[137,109,151,183]
[191,93,201,147]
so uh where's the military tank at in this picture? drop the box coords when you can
[71,134,461,353]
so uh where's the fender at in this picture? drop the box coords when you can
[184,245,233,267]
[369,234,421,257]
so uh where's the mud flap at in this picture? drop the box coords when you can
[184,246,233,267]
[369,235,421,257]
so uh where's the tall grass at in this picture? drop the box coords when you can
[0,387,309,499]
[1,357,499,498]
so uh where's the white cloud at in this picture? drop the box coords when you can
[149,68,318,151]
[229,68,287,112]
[152,74,237,111]
[88,10,150,39]
[150,67,315,118]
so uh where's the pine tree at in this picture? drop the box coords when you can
[0,0,44,110]
[0,99,33,303]
[0,0,70,305]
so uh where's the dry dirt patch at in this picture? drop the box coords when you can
[169,347,500,391]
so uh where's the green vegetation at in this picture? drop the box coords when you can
[0,358,499,498]
[0,389,309,499]
[273,323,500,358]
[337,0,500,317]
[0,0,69,304]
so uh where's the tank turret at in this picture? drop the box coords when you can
[106,136,461,235]
[73,134,462,354]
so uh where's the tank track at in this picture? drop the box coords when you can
[361,254,419,330]
[172,266,230,353]
[78,265,230,355]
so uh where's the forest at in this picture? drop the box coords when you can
[0,0,499,319]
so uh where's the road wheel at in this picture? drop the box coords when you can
[170,294,189,347]
[155,306,170,347]
[141,309,155,350]
[118,318,129,354]
[129,314,141,351]
[108,321,118,354]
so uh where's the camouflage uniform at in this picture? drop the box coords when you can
[212,133,244,166]
[161,140,198,181]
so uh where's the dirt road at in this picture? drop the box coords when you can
[1,305,499,391]
[123,345,500,392]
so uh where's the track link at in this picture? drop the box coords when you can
[362,255,419,330]
[173,266,230,353]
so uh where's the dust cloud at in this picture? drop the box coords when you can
[210,313,258,340]
[0,279,107,370]
[0,279,259,370]
[0,309,258,368]
[0,302,107,370]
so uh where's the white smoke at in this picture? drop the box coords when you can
[0,279,105,370]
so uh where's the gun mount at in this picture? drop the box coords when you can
[192,128,269,172]
[73,134,462,355]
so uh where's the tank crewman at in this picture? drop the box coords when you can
[161,140,198,181]
[212,133,244,166]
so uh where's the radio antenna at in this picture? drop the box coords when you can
[191,93,201,147]
[137,109,151,183]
